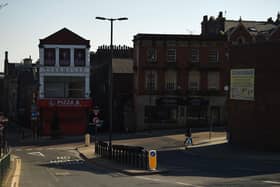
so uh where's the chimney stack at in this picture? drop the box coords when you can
[218,11,223,18]
[4,51,8,75]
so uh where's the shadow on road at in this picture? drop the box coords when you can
[158,143,280,178]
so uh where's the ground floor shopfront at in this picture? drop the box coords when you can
[37,99,92,136]
[133,95,227,131]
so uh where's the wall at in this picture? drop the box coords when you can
[229,41,280,150]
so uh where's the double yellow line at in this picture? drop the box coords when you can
[10,157,21,187]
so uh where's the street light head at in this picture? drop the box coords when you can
[117,17,128,21]
[96,17,106,20]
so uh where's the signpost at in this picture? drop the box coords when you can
[92,106,103,144]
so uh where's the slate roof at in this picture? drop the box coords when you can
[134,33,226,41]
[225,20,277,38]
[39,28,90,47]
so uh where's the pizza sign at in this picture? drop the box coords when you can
[49,99,81,106]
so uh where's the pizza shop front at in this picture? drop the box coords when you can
[37,99,92,136]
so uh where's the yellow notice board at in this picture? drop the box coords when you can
[230,69,255,101]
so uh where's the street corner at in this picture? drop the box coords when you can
[76,144,95,160]
[76,144,169,176]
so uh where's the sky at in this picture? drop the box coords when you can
[0,0,279,72]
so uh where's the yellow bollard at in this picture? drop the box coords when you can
[148,150,157,170]
[85,133,90,146]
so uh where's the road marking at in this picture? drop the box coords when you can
[263,180,280,185]
[55,172,71,176]
[10,158,21,187]
[27,152,45,157]
[135,176,204,187]
[176,182,202,186]
[233,167,263,172]
[46,168,59,182]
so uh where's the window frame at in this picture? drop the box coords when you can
[59,48,71,66]
[208,48,219,63]
[207,72,220,90]
[190,48,199,63]
[145,71,157,91]
[147,48,157,63]
[44,48,55,66]
[167,48,176,63]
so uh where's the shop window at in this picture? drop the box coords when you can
[44,76,85,98]
[187,106,208,121]
[144,105,177,123]
[44,48,55,66]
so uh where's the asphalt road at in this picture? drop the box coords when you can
[12,144,190,187]
[11,143,280,187]
[158,148,280,187]
[7,126,280,187]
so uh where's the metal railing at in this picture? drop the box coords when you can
[95,141,148,169]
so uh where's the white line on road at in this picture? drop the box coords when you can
[27,152,45,157]
[135,176,204,187]
[263,180,280,185]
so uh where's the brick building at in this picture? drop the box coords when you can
[228,41,280,150]
[133,34,228,131]
[220,12,280,149]
[3,52,38,126]
[0,72,4,113]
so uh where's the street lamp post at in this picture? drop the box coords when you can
[95,16,128,159]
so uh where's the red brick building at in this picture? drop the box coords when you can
[224,15,280,149]
[202,12,280,149]
[228,41,280,150]
[133,34,228,130]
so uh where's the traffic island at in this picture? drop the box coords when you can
[77,144,168,176]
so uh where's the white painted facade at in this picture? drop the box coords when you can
[39,44,90,99]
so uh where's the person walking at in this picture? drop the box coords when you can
[184,127,193,149]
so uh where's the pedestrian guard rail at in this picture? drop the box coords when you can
[95,141,148,169]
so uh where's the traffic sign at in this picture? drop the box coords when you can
[92,117,100,124]
[92,117,103,127]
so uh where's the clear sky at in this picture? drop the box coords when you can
[0,0,279,72]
